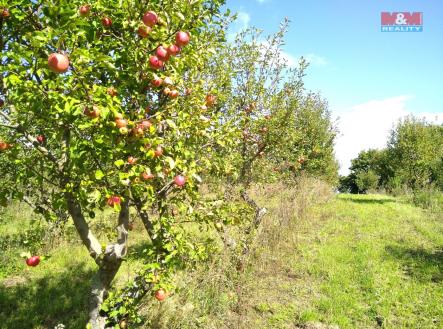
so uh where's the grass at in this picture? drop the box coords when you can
[239,193,443,329]
[1,184,442,329]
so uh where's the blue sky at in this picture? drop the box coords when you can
[225,0,443,174]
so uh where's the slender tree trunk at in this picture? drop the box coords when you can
[65,193,130,329]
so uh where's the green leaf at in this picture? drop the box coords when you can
[95,170,104,180]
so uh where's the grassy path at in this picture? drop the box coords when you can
[239,194,443,329]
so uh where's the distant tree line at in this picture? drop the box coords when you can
[339,116,443,194]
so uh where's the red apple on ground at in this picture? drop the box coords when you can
[102,17,112,27]
[154,146,163,157]
[174,175,186,187]
[48,53,70,74]
[84,105,100,118]
[143,11,158,27]
[36,135,45,144]
[79,5,90,16]
[167,44,181,56]
[155,288,167,301]
[156,46,169,62]
[137,25,151,38]
[107,196,121,207]
[175,31,190,47]
[26,256,40,267]
[149,56,163,70]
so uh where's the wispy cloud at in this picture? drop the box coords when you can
[237,11,250,30]
[334,96,443,175]
[303,53,328,67]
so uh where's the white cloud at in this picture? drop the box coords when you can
[303,53,328,67]
[334,95,443,175]
[280,50,298,67]
[237,11,250,30]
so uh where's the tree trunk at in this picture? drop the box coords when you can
[65,192,130,329]
[89,263,122,329]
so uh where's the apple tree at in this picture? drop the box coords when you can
[0,0,231,327]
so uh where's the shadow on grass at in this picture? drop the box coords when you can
[385,245,443,282]
[0,263,94,329]
[340,195,397,205]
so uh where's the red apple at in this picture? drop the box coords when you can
[47,53,70,74]
[84,105,100,118]
[26,256,40,267]
[1,8,10,18]
[156,46,169,62]
[132,127,144,138]
[127,156,137,165]
[205,94,216,106]
[79,5,90,16]
[151,77,163,87]
[0,141,9,151]
[102,17,112,27]
[137,25,151,38]
[174,175,186,187]
[36,135,45,144]
[155,288,167,301]
[143,11,158,27]
[107,196,121,207]
[163,87,171,96]
[149,56,164,70]
[115,118,128,128]
[167,44,181,56]
[175,31,190,47]
[107,87,118,97]
[141,172,154,180]
[169,89,179,98]
[140,120,152,130]
[154,146,163,157]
